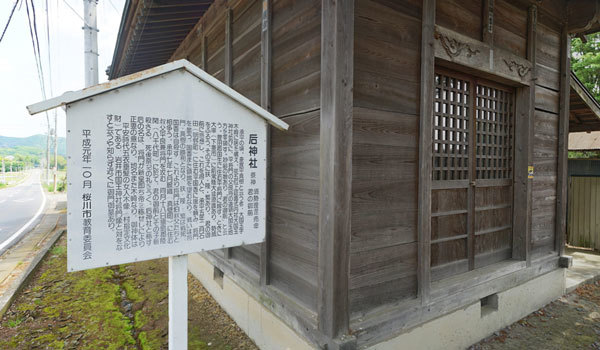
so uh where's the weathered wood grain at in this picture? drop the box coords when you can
[260,0,272,288]
[436,0,482,40]
[494,0,528,58]
[271,0,321,116]
[318,0,354,339]
[353,0,421,114]
[418,0,436,306]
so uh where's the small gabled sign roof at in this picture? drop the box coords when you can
[27,59,289,131]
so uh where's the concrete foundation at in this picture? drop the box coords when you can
[187,253,313,350]
[370,268,566,350]
[188,252,566,350]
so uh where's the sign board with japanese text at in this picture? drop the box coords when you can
[28,60,288,272]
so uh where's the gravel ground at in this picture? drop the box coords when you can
[0,233,258,349]
[471,281,600,350]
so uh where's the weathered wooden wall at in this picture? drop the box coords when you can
[532,17,561,259]
[171,0,322,313]
[349,0,564,319]
[268,0,321,311]
[166,0,568,345]
[350,0,422,316]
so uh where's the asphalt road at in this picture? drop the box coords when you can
[0,170,46,253]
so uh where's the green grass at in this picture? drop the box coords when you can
[44,172,67,192]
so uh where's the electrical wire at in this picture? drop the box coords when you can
[0,0,20,44]
[25,0,47,99]
[25,0,52,178]
[61,0,87,25]
[107,0,120,13]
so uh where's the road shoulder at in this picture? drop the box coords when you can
[0,193,66,317]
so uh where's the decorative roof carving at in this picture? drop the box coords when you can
[434,31,480,59]
[502,59,531,78]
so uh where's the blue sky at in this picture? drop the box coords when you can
[0,0,125,138]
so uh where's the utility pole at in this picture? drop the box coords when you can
[46,122,50,184]
[54,113,58,191]
[1,158,5,184]
[84,0,99,87]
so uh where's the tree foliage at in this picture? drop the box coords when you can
[572,33,600,103]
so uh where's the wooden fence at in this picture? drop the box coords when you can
[568,176,600,250]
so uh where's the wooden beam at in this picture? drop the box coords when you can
[556,23,570,256]
[318,0,354,340]
[512,5,536,265]
[418,0,436,306]
[201,24,207,70]
[224,8,233,87]
[482,0,494,45]
[260,0,272,287]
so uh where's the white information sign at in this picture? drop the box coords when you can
[62,64,270,271]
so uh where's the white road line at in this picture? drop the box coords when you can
[0,180,47,252]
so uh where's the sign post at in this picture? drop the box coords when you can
[169,255,188,350]
[26,60,288,348]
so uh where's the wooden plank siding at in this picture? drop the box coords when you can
[532,19,562,259]
[171,0,322,313]
[349,0,422,316]
[161,0,570,346]
[568,177,600,251]
[268,0,321,311]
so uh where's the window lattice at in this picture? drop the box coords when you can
[433,73,470,181]
[475,84,514,179]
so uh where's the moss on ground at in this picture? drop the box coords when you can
[0,233,257,349]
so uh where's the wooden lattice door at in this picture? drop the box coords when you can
[430,68,515,281]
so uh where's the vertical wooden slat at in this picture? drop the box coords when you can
[555,22,570,256]
[586,178,591,243]
[576,177,581,245]
[318,0,354,339]
[592,178,597,249]
[224,8,233,259]
[567,177,572,244]
[201,28,207,71]
[260,0,272,287]
[482,0,494,45]
[512,5,535,265]
[418,0,435,305]
[596,179,600,250]
[467,81,476,271]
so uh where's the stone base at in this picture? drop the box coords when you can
[373,268,566,350]
[188,252,566,350]
[187,253,313,350]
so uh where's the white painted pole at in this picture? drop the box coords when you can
[168,254,188,350]
[83,0,99,87]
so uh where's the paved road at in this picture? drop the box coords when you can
[0,170,46,252]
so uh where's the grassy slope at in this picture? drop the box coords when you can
[0,234,257,350]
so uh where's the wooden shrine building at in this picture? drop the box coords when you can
[108,0,600,348]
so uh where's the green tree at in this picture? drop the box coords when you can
[572,33,600,103]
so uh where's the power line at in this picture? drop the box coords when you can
[61,0,86,25]
[31,0,44,75]
[25,0,45,98]
[0,0,19,44]
[107,0,120,13]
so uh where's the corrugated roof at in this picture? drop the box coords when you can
[108,0,213,79]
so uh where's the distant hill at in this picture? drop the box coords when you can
[0,135,66,156]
